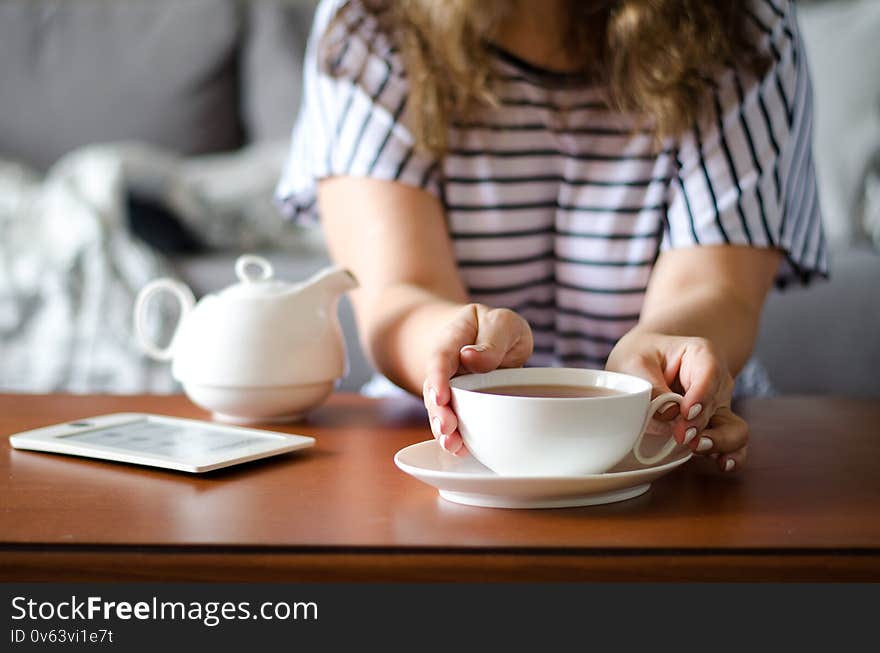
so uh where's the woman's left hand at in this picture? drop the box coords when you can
[606,329,747,472]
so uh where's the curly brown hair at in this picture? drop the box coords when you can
[328,0,768,155]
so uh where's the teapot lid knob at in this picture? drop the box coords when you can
[235,255,274,284]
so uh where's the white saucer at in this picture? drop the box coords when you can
[394,438,692,509]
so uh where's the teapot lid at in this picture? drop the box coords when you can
[218,255,293,299]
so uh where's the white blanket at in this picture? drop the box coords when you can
[0,141,292,393]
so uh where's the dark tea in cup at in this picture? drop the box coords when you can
[474,384,625,399]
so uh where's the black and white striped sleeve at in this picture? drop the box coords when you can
[663,0,828,285]
[275,0,440,223]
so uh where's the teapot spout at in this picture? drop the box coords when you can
[301,265,359,304]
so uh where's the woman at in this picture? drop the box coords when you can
[277,0,825,472]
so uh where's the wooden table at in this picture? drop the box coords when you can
[1,393,878,581]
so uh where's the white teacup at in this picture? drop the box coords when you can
[449,367,685,477]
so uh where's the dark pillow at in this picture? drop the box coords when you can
[0,0,244,171]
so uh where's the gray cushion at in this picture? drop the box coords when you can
[798,0,880,249]
[0,0,244,171]
[241,0,316,143]
[755,246,880,397]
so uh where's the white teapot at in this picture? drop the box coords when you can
[134,254,358,423]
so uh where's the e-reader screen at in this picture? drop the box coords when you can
[61,419,278,463]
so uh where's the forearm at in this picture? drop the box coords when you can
[633,284,764,375]
[352,283,465,394]
[316,178,472,393]
[623,246,781,376]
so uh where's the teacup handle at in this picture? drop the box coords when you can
[133,279,195,361]
[632,392,685,466]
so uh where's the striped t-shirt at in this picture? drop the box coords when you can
[276,0,827,371]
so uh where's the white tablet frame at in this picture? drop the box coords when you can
[8,413,315,473]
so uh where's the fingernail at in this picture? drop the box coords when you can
[431,416,443,438]
[660,401,676,414]
[684,427,697,445]
[696,436,713,452]
[428,386,438,406]
[724,459,735,472]
[461,344,487,353]
[439,433,451,451]
[687,403,703,420]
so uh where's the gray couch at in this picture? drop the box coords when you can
[2,0,878,397]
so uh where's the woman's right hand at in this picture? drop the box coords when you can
[422,303,534,455]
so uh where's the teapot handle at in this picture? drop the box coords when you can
[133,279,195,361]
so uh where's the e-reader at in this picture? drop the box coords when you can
[8,413,315,473]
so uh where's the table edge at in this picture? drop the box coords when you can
[3,549,879,582]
